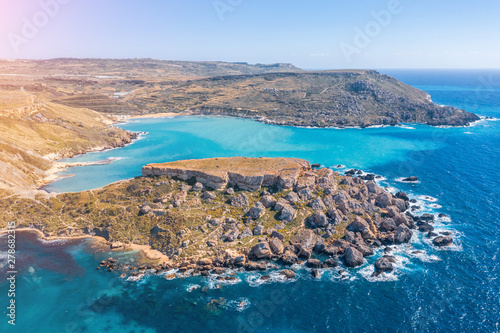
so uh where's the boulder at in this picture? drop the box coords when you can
[110,242,124,249]
[192,182,204,191]
[307,212,329,228]
[420,213,435,222]
[139,205,152,216]
[376,192,393,208]
[309,197,326,211]
[260,195,277,208]
[394,198,409,212]
[253,225,264,236]
[206,240,217,247]
[395,191,410,201]
[281,250,299,265]
[284,192,300,204]
[238,228,253,239]
[250,242,272,259]
[366,181,379,194]
[394,214,410,227]
[297,188,314,201]
[374,256,394,275]
[274,198,289,211]
[324,258,338,268]
[222,228,240,242]
[418,222,434,233]
[386,205,399,218]
[297,247,311,259]
[290,229,318,252]
[346,217,374,239]
[229,193,249,207]
[269,238,285,255]
[201,191,216,201]
[279,204,296,223]
[306,259,322,268]
[394,224,412,244]
[381,218,397,232]
[311,269,321,279]
[356,243,374,257]
[269,230,284,241]
[432,236,453,247]
[343,247,364,267]
[209,218,222,226]
[326,208,343,225]
[248,202,266,220]
[279,269,296,279]
[402,176,418,182]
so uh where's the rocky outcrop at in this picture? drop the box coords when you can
[143,157,310,191]
[343,247,364,267]
[433,236,453,247]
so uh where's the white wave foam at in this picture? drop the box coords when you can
[428,203,442,209]
[358,265,399,282]
[397,124,416,130]
[246,270,292,287]
[186,284,200,292]
[406,249,441,263]
[416,195,439,202]
[126,274,145,282]
[206,274,242,289]
[223,298,251,312]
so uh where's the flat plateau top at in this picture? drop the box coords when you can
[144,157,311,176]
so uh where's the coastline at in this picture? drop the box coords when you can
[35,112,488,195]
[124,112,188,119]
[0,227,171,263]
[38,131,143,193]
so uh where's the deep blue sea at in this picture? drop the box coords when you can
[2,70,500,332]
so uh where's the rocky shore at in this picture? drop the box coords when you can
[86,157,454,280]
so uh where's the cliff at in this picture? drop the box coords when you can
[142,157,311,191]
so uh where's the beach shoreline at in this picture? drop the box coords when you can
[0,228,171,263]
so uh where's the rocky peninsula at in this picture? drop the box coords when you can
[0,157,453,280]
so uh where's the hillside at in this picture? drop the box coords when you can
[0,59,479,126]
[142,70,479,127]
[0,91,136,193]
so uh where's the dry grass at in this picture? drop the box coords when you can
[148,157,310,176]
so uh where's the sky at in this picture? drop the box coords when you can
[0,0,499,69]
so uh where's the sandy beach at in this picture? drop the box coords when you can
[125,112,187,119]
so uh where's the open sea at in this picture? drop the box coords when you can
[1,69,500,332]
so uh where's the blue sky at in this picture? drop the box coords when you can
[0,0,499,69]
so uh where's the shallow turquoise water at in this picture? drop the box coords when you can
[45,116,454,193]
[2,70,500,332]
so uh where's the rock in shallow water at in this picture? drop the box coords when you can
[373,256,395,276]
[432,236,453,247]
[343,247,364,267]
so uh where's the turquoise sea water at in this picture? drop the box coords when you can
[2,70,500,332]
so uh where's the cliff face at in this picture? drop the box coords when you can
[142,157,311,191]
